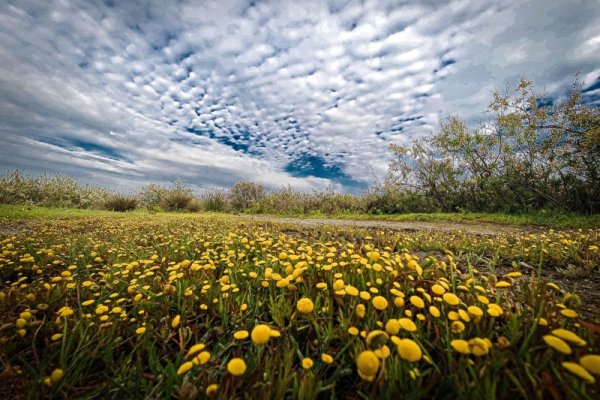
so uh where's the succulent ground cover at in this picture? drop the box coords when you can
[0,213,599,399]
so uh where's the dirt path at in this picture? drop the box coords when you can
[0,220,35,239]
[240,215,536,235]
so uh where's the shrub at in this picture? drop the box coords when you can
[0,170,113,209]
[137,180,194,211]
[103,195,138,212]
[202,190,229,212]
[228,181,265,211]
[185,198,204,212]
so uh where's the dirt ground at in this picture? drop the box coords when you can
[240,215,535,236]
[0,220,36,239]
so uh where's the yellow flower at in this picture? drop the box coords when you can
[194,351,211,365]
[171,315,181,328]
[355,304,366,319]
[398,318,417,332]
[385,319,400,335]
[177,361,194,375]
[372,296,388,310]
[276,279,290,288]
[345,285,359,296]
[234,330,249,340]
[185,343,206,359]
[397,339,422,362]
[393,297,405,307]
[270,329,281,338]
[296,298,314,314]
[468,338,491,356]
[551,329,586,346]
[443,293,460,306]
[451,321,465,333]
[429,306,441,318]
[50,368,64,383]
[321,353,334,364]
[431,284,446,295]
[487,303,503,317]
[409,295,425,309]
[95,305,108,315]
[374,345,391,359]
[562,362,595,384]
[251,324,271,345]
[495,281,511,288]
[302,357,314,369]
[348,327,359,336]
[560,309,578,318]
[51,333,63,341]
[368,251,380,262]
[467,306,483,317]
[227,358,247,376]
[135,326,146,335]
[206,384,218,396]
[356,351,379,381]
[580,355,600,375]
[543,335,572,354]
[366,330,389,349]
[450,339,470,354]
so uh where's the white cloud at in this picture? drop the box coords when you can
[0,0,598,193]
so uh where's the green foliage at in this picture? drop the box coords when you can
[201,190,229,212]
[250,186,364,215]
[185,198,204,212]
[160,181,194,211]
[389,77,600,214]
[0,170,111,209]
[363,179,432,214]
[102,194,138,212]
[137,181,194,211]
[228,181,265,211]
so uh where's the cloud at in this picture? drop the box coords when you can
[0,0,598,193]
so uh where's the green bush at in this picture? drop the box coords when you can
[102,195,138,212]
[185,198,204,212]
[137,181,194,211]
[202,190,229,212]
[0,170,112,209]
[228,181,265,211]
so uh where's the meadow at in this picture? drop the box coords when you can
[0,209,599,399]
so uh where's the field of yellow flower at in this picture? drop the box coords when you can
[0,213,599,398]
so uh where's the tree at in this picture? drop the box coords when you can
[228,181,265,212]
[389,77,600,213]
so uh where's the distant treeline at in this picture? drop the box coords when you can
[1,77,598,215]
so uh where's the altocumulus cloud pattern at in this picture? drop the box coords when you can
[0,0,598,192]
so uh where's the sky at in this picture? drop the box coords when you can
[1,0,599,193]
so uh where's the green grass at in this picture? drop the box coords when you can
[0,213,598,399]
[0,204,201,221]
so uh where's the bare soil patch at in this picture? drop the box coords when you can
[241,215,535,236]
